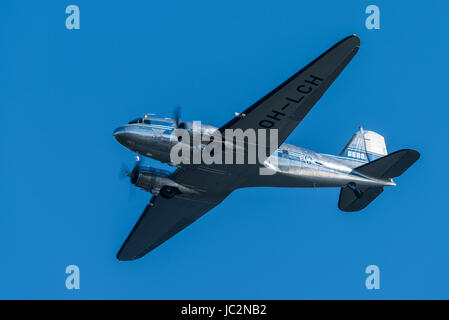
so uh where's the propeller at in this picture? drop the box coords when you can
[119,155,142,200]
[119,163,130,180]
[173,104,182,128]
[119,155,141,184]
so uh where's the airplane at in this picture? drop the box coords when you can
[113,35,420,261]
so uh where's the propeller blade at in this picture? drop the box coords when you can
[173,104,181,127]
[119,163,130,180]
[119,155,140,181]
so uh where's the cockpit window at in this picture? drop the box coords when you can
[128,118,141,124]
[128,118,151,125]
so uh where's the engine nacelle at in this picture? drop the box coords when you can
[130,165,196,197]
[178,121,218,138]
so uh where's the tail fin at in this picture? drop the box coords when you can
[340,127,387,162]
[338,149,420,212]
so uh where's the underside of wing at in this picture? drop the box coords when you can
[219,35,360,159]
[117,193,227,261]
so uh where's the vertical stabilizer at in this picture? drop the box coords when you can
[340,127,387,162]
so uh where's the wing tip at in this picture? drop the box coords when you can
[346,34,360,48]
[116,251,132,261]
[116,243,154,261]
[116,251,140,261]
[116,243,144,261]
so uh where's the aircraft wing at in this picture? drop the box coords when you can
[117,36,361,260]
[117,164,237,261]
[117,192,227,261]
[219,35,360,159]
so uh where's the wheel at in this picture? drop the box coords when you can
[160,186,178,199]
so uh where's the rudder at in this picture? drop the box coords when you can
[340,127,388,162]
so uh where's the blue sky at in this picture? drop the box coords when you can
[1,0,447,299]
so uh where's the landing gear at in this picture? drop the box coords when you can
[347,182,363,198]
[160,185,179,199]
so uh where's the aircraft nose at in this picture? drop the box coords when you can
[113,126,137,149]
[113,126,125,142]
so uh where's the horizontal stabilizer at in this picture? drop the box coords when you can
[353,149,420,179]
[339,149,420,212]
[338,185,383,212]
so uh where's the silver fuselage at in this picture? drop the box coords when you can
[113,122,395,191]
